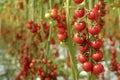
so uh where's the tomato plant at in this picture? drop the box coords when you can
[0,0,120,80]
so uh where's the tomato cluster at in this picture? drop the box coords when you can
[15,44,58,80]
[74,0,106,75]
[50,8,68,41]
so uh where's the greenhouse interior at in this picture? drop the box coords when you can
[0,0,120,80]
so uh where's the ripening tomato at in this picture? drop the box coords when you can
[73,0,83,4]
[31,59,37,63]
[82,62,93,72]
[50,8,58,19]
[92,50,103,62]
[73,33,86,44]
[93,64,104,75]
[73,21,86,32]
[74,8,85,18]
[78,54,87,63]
[88,24,101,35]
[90,38,103,49]
[42,58,47,64]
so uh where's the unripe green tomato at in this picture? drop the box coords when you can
[45,12,50,18]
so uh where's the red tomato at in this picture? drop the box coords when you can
[28,20,33,24]
[57,28,66,34]
[74,8,85,18]
[57,22,67,29]
[73,0,83,4]
[111,49,116,56]
[42,58,47,64]
[27,24,32,29]
[110,41,115,46]
[73,21,86,32]
[117,63,120,70]
[82,62,93,72]
[87,8,98,20]
[92,50,103,62]
[93,64,104,75]
[73,33,86,44]
[37,65,42,71]
[90,38,103,49]
[78,54,87,63]
[50,8,58,19]
[88,24,101,35]
[94,3,100,10]
[44,78,51,80]
[30,28,37,33]
[50,71,56,77]
[57,32,67,41]
[79,41,88,53]
[40,71,46,77]
[34,23,40,29]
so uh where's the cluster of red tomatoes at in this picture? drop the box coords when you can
[72,0,106,75]
[15,44,58,80]
[49,0,106,76]
[108,37,120,78]
[50,7,68,41]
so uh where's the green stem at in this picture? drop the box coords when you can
[25,0,28,21]
[86,0,96,80]
[66,0,78,80]
[85,0,89,9]
[118,8,120,28]
[40,0,45,42]
[89,0,95,9]
[48,0,52,41]
[46,0,52,58]
[49,0,52,9]
[32,0,35,21]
